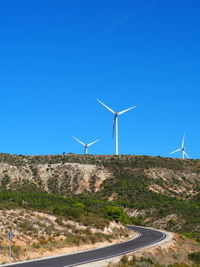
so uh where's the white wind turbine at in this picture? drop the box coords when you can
[72,136,100,155]
[97,99,136,155]
[170,134,190,159]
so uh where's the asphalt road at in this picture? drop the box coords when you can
[3,226,166,267]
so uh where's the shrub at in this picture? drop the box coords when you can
[188,252,200,263]
[19,220,34,232]
[105,206,126,223]
[38,238,48,245]
[120,255,129,264]
[31,242,41,249]
[139,256,154,264]
[12,245,22,258]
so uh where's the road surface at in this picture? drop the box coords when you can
[3,226,166,267]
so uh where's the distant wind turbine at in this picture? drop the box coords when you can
[170,134,190,159]
[97,99,136,155]
[72,136,100,155]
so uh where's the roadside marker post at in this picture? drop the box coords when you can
[7,230,14,262]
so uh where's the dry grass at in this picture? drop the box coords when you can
[0,209,133,264]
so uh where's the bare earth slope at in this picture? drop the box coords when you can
[0,209,133,263]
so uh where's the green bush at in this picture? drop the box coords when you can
[188,252,200,263]
[120,255,129,264]
[105,206,126,223]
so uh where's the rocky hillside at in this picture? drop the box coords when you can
[0,153,200,241]
[0,154,111,194]
[0,153,200,198]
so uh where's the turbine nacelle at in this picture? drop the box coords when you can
[170,134,190,159]
[97,99,136,155]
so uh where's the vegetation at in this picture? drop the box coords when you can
[0,209,131,263]
[188,252,200,264]
[108,255,200,266]
[0,153,199,243]
[0,191,133,229]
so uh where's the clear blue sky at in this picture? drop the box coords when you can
[0,0,199,158]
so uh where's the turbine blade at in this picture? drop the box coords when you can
[182,134,185,148]
[169,148,182,154]
[118,105,136,115]
[87,139,100,147]
[184,151,190,159]
[72,136,85,146]
[97,99,115,114]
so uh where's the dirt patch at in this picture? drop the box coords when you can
[132,232,199,266]
[145,167,200,198]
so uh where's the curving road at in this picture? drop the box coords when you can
[3,226,166,267]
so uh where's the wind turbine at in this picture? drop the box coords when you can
[169,134,190,159]
[97,99,136,155]
[72,136,100,155]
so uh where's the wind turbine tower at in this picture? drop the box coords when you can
[170,134,190,159]
[72,136,100,155]
[97,99,136,155]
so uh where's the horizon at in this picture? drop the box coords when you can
[0,152,197,161]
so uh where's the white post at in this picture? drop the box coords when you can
[115,116,118,155]
[9,238,12,262]
[7,230,13,262]
[85,146,88,155]
[182,150,184,159]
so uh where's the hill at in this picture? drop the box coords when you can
[0,153,200,242]
[0,205,132,263]
[1,153,200,196]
